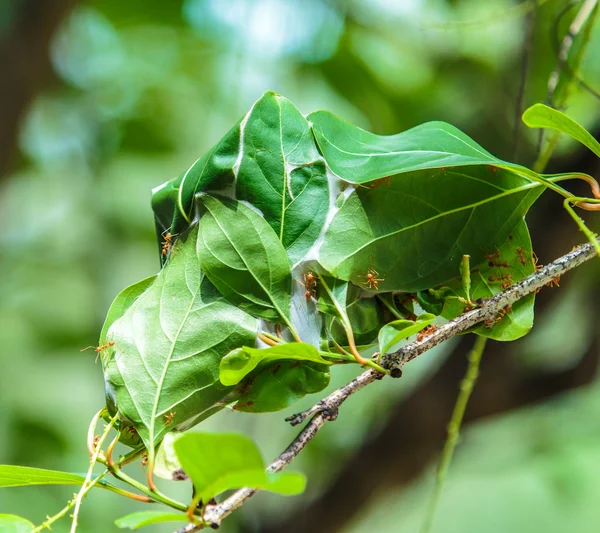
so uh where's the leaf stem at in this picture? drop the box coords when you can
[70,413,118,533]
[258,332,281,346]
[420,336,487,533]
[86,408,107,457]
[106,463,189,512]
[563,197,600,257]
[377,295,405,320]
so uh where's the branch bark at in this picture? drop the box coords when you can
[175,239,598,532]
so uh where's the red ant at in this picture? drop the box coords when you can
[141,453,148,467]
[302,271,318,300]
[488,261,509,268]
[164,411,175,425]
[485,250,501,261]
[81,341,115,363]
[516,247,527,266]
[161,229,177,256]
[546,276,560,288]
[488,274,511,283]
[417,325,437,342]
[486,304,512,328]
[368,176,391,189]
[360,266,385,290]
[233,401,255,411]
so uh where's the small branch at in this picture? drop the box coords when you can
[174,239,598,532]
[420,336,487,533]
[385,240,596,373]
[546,0,598,105]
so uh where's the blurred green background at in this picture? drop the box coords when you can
[1,0,599,532]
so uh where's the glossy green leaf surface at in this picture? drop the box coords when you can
[378,313,437,355]
[0,515,34,533]
[103,226,257,452]
[308,111,503,183]
[328,295,383,346]
[419,220,536,341]
[318,166,543,292]
[523,103,600,158]
[219,343,330,386]
[0,466,120,495]
[115,511,189,530]
[173,433,306,504]
[235,92,330,264]
[196,194,294,327]
[99,275,157,346]
[0,466,89,488]
[231,360,330,412]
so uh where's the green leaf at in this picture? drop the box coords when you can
[522,103,600,158]
[316,275,350,322]
[173,433,306,504]
[154,432,186,481]
[151,119,242,241]
[231,360,330,413]
[0,466,121,495]
[419,220,536,341]
[318,166,543,292]
[308,111,502,183]
[327,294,383,346]
[196,194,294,329]
[99,275,157,347]
[378,313,437,355]
[235,92,330,264]
[103,226,257,456]
[219,343,330,386]
[115,511,190,530]
[0,466,88,488]
[0,515,34,533]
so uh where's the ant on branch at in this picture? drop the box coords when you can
[417,325,437,342]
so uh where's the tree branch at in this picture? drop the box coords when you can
[175,239,598,532]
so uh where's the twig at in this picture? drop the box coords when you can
[174,239,598,532]
[70,413,118,533]
[546,0,598,105]
[420,336,488,533]
[537,0,598,160]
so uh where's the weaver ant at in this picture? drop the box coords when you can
[485,304,512,328]
[488,274,511,283]
[516,247,527,266]
[359,266,385,290]
[368,176,391,189]
[81,341,115,363]
[546,276,560,288]
[485,250,501,261]
[161,229,177,257]
[417,324,437,342]
[164,411,175,425]
[302,271,318,300]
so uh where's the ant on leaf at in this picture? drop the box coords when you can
[359,265,385,290]
[81,341,115,363]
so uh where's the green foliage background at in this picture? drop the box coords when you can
[1,0,600,531]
